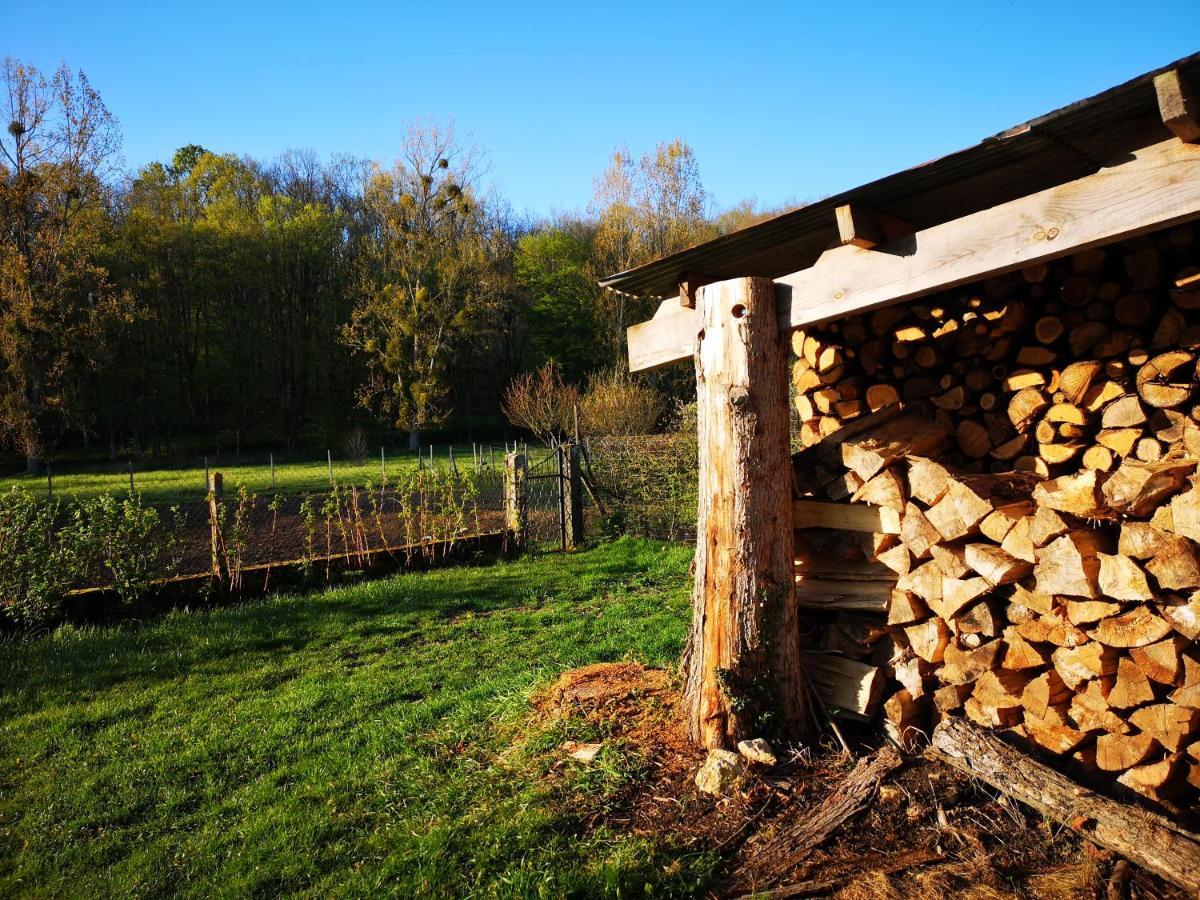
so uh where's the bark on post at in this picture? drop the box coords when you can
[683,276,809,748]
[563,444,584,549]
[504,452,527,546]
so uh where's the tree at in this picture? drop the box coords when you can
[513,227,601,381]
[343,121,497,449]
[590,139,715,364]
[0,58,123,469]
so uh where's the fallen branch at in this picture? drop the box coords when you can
[732,745,902,888]
[931,717,1200,894]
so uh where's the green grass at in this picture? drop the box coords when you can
[0,539,712,898]
[0,445,530,506]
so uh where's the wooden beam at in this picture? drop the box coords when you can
[1156,69,1200,143]
[803,652,884,718]
[793,498,901,534]
[683,277,809,749]
[625,138,1200,371]
[677,273,717,308]
[835,204,913,249]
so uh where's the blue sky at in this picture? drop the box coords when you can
[5,2,1198,219]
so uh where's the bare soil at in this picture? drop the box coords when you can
[536,663,1182,899]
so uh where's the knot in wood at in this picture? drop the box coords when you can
[729,386,751,409]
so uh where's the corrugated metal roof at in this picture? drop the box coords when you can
[600,52,1200,299]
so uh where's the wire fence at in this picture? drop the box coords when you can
[581,434,698,543]
[3,444,524,507]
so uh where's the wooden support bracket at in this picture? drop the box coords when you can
[835,203,914,249]
[678,273,718,308]
[1156,69,1200,144]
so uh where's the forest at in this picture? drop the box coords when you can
[0,56,790,472]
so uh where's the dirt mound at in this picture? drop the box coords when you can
[534,663,1184,898]
[543,661,671,709]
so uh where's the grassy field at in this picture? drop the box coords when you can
[0,444,530,506]
[0,539,711,897]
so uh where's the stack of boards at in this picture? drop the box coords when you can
[791,222,1200,807]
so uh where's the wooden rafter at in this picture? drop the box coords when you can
[626,138,1200,372]
[1156,69,1200,143]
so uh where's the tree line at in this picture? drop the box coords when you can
[0,57,789,470]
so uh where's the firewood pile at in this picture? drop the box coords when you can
[791,223,1200,806]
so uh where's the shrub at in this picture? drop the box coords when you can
[0,489,73,629]
[63,493,168,607]
[502,363,579,445]
[578,368,665,437]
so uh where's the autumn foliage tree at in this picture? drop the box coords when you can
[0,58,124,469]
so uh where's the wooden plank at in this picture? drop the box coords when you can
[793,498,901,534]
[627,297,696,372]
[1156,69,1200,143]
[626,138,1200,371]
[835,203,913,249]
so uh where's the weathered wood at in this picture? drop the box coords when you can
[834,203,914,250]
[802,651,884,718]
[932,717,1200,893]
[683,277,809,748]
[1156,69,1200,144]
[628,139,1200,371]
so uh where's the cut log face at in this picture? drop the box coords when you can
[1053,643,1118,690]
[1129,704,1200,752]
[1091,606,1174,648]
[941,639,1003,685]
[906,618,951,663]
[1025,705,1090,753]
[1146,537,1200,591]
[1159,592,1200,640]
[1130,636,1187,685]
[1032,470,1106,518]
[1110,656,1157,709]
[1101,459,1196,516]
[965,543,1031,586]
[1097,553,1155,602]
[1070,679,1130,734]
[1035,533,1103,599]
[1097,731,1160,771]
[1170,656,1200,709]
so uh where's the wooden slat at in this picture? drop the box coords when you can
[626,138,1200,371]
[793,498,901,534]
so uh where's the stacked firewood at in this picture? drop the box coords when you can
[791,224,1200,805]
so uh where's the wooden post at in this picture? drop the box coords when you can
[504,451,527,546]
[327,449,333,486]
[380,446,386,484]
[204,456,210,496]
[563,444,584,549]
[208,471,225,583]
[46,465,53,501]
[683,276,809,749]
[128,460,135,495]
[269,452,276,490]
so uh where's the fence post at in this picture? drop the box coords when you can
[270,452,276,490]
[46,465,53,501]
[204,456,210,496]
[504,451,527,547]
[564,444,584,550]
[380,446,386,483]
[208,471,225,584]
[327,449,334,486]
[128,460,135,495]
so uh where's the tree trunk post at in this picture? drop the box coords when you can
[208,471,225,584]
[504,451,527,547]
[563,444,584,550]
[682,276,809,749]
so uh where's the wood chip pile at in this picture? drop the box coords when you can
[791,223,1200,805]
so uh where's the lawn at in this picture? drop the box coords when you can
[0,539,711,897]
[0,444,530,506]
